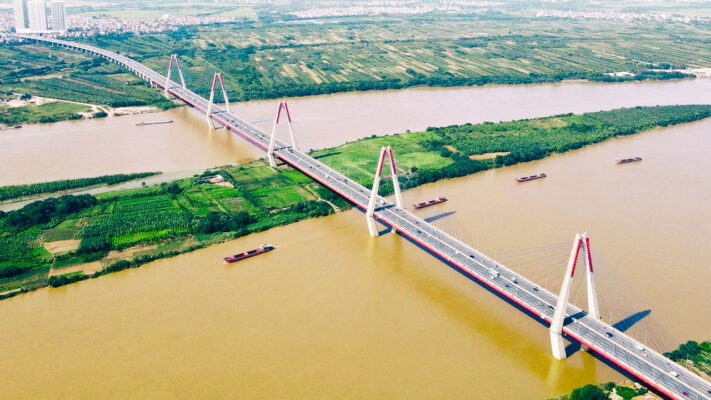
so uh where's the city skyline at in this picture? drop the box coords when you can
[13,0,66,33]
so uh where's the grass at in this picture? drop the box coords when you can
[311,131,452,184]
[42,219,81,242]
[0,102,91,125]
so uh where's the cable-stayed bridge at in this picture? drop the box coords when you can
[13,34,711,400]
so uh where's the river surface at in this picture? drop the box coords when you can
[1,81,710,399]
[2,78,711,185]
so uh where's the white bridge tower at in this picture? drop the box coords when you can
[549,232,601,360]
[365,146,404,237]
[164,54,186,99]
[206,73,230,130]
[267,101,298,168]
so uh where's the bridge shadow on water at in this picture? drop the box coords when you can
[424,211,456,223]
[613,309,651,333]
[388,227,671,398]
[360,206,671,398]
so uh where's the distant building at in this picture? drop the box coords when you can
[13,0,28,33]
[50,1,66,32]
[13,0,66,34]
[27,1,48,32]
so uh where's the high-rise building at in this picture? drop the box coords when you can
[50,1,66,32]
[13,0,28,33]
[27,1,48,32]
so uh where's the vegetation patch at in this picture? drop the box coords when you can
[0,172,160,202]
[0,101,91,125]
[4,16,711,123]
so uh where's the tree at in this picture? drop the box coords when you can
[614,386,637,400]
[196,212,255,234]
[569,384,607,400]
[165,182,182,195]
[0,265,23,279]
[77,236,111,255]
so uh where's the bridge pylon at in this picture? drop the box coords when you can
[267,101,298,168]
[206,73,230,130]
[549,232,600,360]
[366,146,404,237]
[164,54,186,99]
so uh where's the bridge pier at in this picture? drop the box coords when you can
[366,146,403,236]
[549,233,600,360]
[267,101,297,168]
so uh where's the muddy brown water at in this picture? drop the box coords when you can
[1,80,710,399]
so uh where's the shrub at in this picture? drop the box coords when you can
[615,386,637,400]
[48,272,89,288]
[165,182,182,195]
[195,211,255,234]
[77,236,111,254]
[569,385,607,400]
[0,265,24,278]
[3,194,97,230]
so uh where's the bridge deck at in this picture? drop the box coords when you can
[17,34,711,400]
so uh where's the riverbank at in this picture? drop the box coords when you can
[5,13,711,125]
[549,341,710,400]
[0,94,166,126]
[2,104,710,299]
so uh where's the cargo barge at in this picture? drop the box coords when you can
[616,157,642,164]
[136,120,173,126]
[413,196,447,209]
[223,244,274,264]
[516,173,546,183]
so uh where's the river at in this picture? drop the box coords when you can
[1,80,710,399]
[2,78,711,185]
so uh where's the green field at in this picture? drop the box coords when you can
[1,104,709,297]
[0,162,339,295]
[0,42,175,121]
[3,13,711,124]
[0,101,91,125]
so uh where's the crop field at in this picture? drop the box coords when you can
[0,158,339,295]
[71,17,711,101]
[3,14,709,113]
[0,43,174,113]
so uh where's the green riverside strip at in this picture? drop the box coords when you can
[0,172,161,202]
